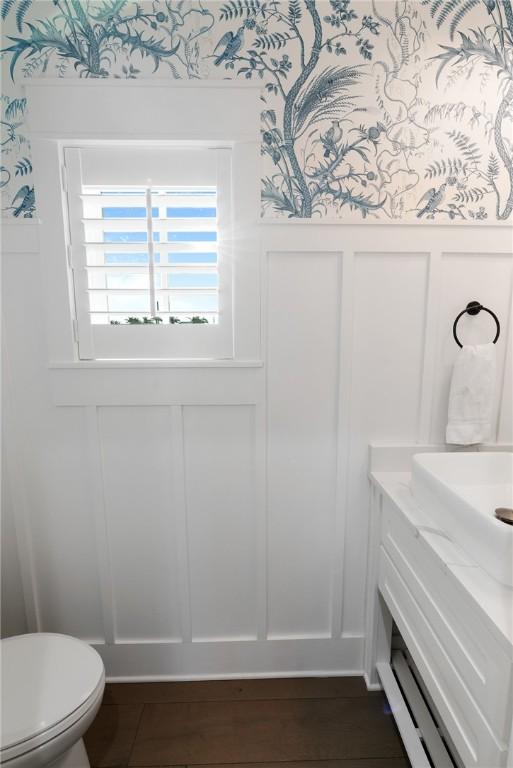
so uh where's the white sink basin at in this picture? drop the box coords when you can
[411,452,513,587]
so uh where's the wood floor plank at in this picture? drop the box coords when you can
[129,696,404,766]
[103,678,368,706]
[84,704,143,768]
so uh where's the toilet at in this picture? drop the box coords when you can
[1,633,105,767]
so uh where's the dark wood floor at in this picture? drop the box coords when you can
[84,677,409,768]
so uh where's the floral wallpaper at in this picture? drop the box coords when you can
[1,0,512,221]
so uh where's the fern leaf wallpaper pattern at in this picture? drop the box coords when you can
[1,0,512,221]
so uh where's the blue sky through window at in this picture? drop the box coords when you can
[167,231,216,242]
[102,206,159,218]
[168,273,218,288]
[173,294,218,312]
[104,232,160,243]
[168,252,217,264]
[96,188,218,321]
[105,253,161,264]
[166,207,216,218]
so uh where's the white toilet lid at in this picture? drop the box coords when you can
[1,633,105,752]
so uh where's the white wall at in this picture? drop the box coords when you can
[1,472,27,638]
[2,220,512,677]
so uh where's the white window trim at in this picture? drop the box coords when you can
[25,79,261,364]
[65,145,232,360]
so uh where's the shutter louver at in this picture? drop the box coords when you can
[81,186,219,325]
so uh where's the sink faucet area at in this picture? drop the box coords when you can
[410,452,513,588]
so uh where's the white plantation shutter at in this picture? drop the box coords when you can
[65,147,233,360]
[80,187,219,324]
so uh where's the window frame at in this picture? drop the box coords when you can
[25,79,261,364]
[64,144,233,360]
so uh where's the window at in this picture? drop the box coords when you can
[65,146,233,360]
[81,186,219,325]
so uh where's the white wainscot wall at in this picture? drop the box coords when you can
[2,221,512,677]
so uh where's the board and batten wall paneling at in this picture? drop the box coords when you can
[266,251,341,639]
[98,406,182,643]
[2,247,104,641]
[430,253,513,443]
[3,222,512,678]
[341,253,430,636]
[498,314,513,444]
[182,405,259,641]
[29,406,105,641]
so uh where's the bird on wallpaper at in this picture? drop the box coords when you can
[321,121,343,158]
[8,185,35,218]
[416,183,447,219]
[213,27,245,66]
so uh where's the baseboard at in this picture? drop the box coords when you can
[93,636,364,681]
[105,669,366,683]
[363,672,382,691]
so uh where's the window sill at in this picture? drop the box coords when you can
[49,359,264,405]
[49,359,263,370]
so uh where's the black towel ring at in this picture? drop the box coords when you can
[452,300,500,348]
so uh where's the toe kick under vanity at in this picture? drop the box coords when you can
[364,446,513,768]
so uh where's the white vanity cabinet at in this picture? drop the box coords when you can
[365,473,513,768]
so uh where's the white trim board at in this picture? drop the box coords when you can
[94,636,364,681]
[24,80,261,141]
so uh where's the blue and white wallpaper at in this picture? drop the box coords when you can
[1,0,512,221]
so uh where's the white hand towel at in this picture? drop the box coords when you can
[446,342,496,445]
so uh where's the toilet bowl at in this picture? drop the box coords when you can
[1,633,105,768]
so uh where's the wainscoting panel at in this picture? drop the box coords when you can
[266,251,341,639]
[98,406,182,643]
[30,406,104,642]
[341,252,430,636]
[183,404,259,641]
[3,225,512,675]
